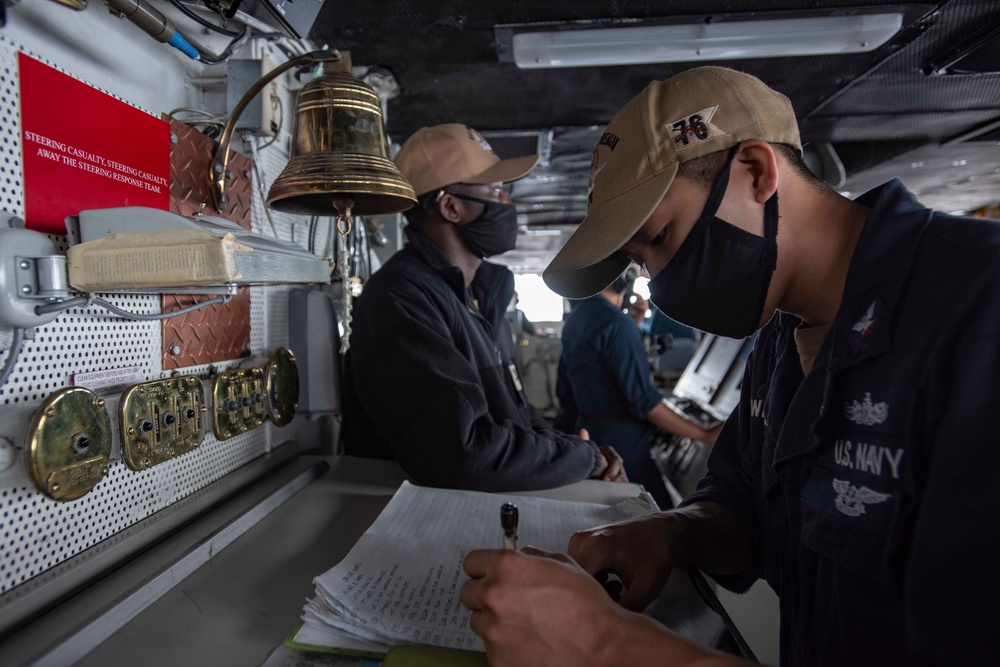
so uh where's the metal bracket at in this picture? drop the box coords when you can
[117,284,239,297]
[0,228,67,327]
[14,255,70,300]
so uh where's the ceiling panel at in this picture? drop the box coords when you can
[311,0,1000,260]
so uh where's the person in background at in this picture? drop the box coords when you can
[626,293,649,329]
[343,123,626,491]
[461,67,1000,665]
[556,268,720,508]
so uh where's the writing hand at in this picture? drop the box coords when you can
[460,547,626,667]
[461,545,745,667]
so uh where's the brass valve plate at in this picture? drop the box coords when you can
[120,376,206,471]
[212,367,267,440]
[25,387,111,502]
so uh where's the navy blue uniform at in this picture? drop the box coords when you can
[556,296,666,505]
[344,228,601,491]
[685,180,1000,665]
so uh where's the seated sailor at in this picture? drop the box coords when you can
[344,123,625,491]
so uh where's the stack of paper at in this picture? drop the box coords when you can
[291,481,645,656]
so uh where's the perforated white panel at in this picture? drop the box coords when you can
[0,36,24,219]
[0,34,302,595]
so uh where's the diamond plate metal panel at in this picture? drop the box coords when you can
[163,118,253,369]
[166,117,253,227]
[162,290,252,369]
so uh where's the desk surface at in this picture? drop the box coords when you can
[3,454,730,666]
[79,456,408,667]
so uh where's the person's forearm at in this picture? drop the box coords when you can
[602,608,754,667]
[659,500,753,575]
[647,401,715,442]
[453,421,602,491]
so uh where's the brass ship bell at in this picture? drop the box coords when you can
[210,49,415,354]
[211,49,415,218]
[267,54,415,217]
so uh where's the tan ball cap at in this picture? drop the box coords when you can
[394,123,540,197]
[543,67,801,299]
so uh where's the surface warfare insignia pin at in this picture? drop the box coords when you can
[852,302,877,338]
[833,479,890,517]
[844,392,888,426]
[667,105,725,150]
[848,299,887,353]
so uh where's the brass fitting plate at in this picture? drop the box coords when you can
[212,367,267,441]
[25,387,111,502]
[120,376,206,471]
[266,347,299,427]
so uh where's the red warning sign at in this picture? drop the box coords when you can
[18,53,170,234]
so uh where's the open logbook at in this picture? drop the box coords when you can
[287,481,653,657]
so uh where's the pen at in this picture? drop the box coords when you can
[500,502,518,550]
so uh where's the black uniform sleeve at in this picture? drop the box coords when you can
[349,282,600,492]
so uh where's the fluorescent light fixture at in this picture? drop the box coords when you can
[498,12,905,69]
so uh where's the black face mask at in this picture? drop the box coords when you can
[647,152,778,339]
[448,192,519,258]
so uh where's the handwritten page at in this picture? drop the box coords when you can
[299,482,640,652]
